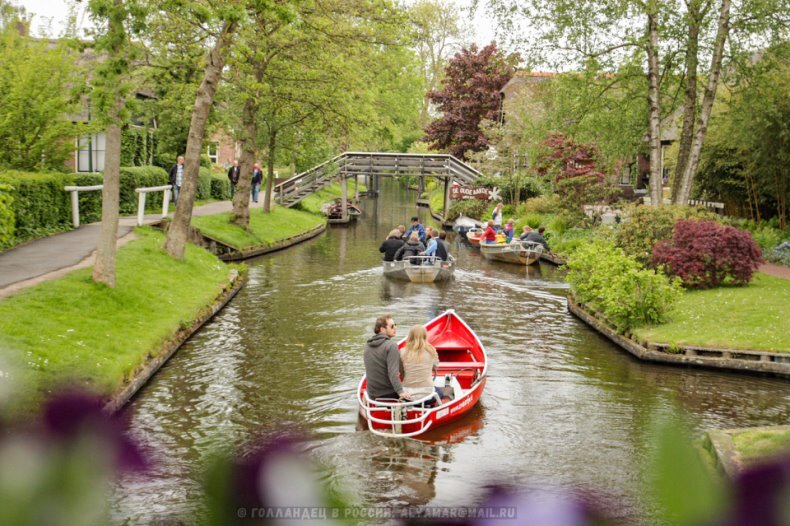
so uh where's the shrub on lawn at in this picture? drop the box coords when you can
[652,219,763,288]
[566,240,682,330]
[517,195,558,215]
[614,204,717,264]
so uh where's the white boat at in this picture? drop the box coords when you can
[383,256,455,283]
[480,240,543,265]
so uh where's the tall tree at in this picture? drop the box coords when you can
[86,0,145,287]
[673,0,732,205]
[163,2,242,260]
[646,1,663,205]
[410,0,466,127]
[0,17,84,170]
[423,42,517,159]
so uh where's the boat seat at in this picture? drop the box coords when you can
[437,361,485,369]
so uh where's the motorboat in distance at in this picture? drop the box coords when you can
[452,215,483,239]
[358,310,488,438]
[465,228,484,247]
[382,255,455,283]
[480,239,543,265]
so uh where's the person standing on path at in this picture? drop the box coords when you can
[251,162,263,203]
[227,160,240,198]
[168,156,185,203]
[492,203,504,232]
[364,315,410,401]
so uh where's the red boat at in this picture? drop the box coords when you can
[357,310,488,438]
[465,227,484,247]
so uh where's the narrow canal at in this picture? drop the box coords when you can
[113,181,790,525]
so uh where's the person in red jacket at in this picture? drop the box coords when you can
[483,220,497,244]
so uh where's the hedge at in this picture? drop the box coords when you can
[0,167,231,249]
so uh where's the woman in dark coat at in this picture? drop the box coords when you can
[379,229,405,261]
[394,232,426,264]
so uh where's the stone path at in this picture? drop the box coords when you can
[0,199,262,294]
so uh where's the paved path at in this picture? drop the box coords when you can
[759,262,790,280]
[0,199,263,293]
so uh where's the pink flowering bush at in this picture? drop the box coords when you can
[652,220,763,288]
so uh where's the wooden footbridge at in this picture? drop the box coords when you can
[274,152,483,221]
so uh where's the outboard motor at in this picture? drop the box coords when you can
[443,374,455,400]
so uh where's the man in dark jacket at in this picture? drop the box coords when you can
[524,226,551,252]
[436,231,450,261]
[363,315,410,400]
[168,156,185,203]
[251,162,263,203]
[379,230,405,261]
[227,160,240,198]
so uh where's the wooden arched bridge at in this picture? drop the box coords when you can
[274,152,483,220]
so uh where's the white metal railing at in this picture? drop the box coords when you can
[363,391,440,438]
[134,185,172,226]
[64,184,103,228]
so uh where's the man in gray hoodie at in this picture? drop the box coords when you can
[363,315,411,401]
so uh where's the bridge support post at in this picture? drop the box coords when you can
[443,177,451,223]
[341,176,348,220]
[354,175,359,201]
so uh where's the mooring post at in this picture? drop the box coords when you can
[341,175,348,220]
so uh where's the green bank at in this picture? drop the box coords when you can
[0,228,240,418]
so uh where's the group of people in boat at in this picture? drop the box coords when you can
[363,314,449,404]
[482,220,551,251]
[379,216,452,264]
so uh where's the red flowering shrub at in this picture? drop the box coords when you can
[652,220,764,288]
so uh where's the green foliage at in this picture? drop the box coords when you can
[566,240,683,330]
[0,183,13,247]
[647,415,726,525]
[517,195,558,215]
[521,213,544,228]
[696,44,789,227]
[120,128,157,166]
[748,224,788,251]
[0,27,85,170]
[556,175,621,221]
[549,227,593,256]
[445,199,489,221]
[614,204,717,264]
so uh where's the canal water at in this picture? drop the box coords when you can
[112,181,790,524]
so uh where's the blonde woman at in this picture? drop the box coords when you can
[400,325,442,403]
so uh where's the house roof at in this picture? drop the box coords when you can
[500,71,557,95]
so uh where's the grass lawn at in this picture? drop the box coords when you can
[0,228,238,418]
[296,182,367,215]
[191,206,325,250]
[632,273,790,352]
[732,428,790,464]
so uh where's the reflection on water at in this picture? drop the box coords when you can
[112,180,790,525]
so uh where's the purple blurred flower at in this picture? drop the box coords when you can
[42,390,147,472]
[725,453,790,526]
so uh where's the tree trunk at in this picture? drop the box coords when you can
[263,129,277,213]
[671,1,702,203]
[676,0,731,205]
[164,20,237,259]
[646,7,663,206]
[232,95,257,228]
[92,118,122,287]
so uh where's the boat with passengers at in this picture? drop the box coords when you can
[357,310,487,438]
[382,255,455,283]
[480,239,543,265]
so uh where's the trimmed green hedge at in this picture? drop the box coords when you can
[0,167,231,249]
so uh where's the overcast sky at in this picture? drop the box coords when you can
[15,0,499,46]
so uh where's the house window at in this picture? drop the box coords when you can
[207,142,219,164]
[76,133,106,172]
